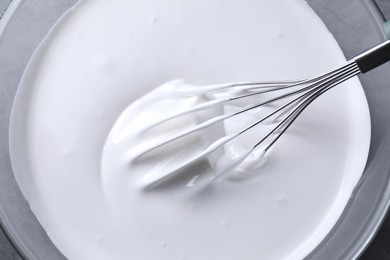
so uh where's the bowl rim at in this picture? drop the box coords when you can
[0,0,389,259]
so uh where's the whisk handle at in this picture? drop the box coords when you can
[354,40,390,73]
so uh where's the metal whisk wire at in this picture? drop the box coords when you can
[134,40,390,188]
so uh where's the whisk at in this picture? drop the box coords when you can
[134,39,390,189]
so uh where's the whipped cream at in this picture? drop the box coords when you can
[9,0,371,259]
[103,79,273,190]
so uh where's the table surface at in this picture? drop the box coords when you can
[0,0,390,259]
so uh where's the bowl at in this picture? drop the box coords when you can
[0,0,389,259]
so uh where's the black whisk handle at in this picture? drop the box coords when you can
[355,40,390,73]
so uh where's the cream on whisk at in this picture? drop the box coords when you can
[104,79,272,189]
[103,80,224,189]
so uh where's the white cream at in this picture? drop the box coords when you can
[105,79,275,189]
[9,0,371,260]
[104,80,226,189]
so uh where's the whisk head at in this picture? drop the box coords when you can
[129,60,361,189]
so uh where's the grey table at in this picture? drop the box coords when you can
[0,0,390,259]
